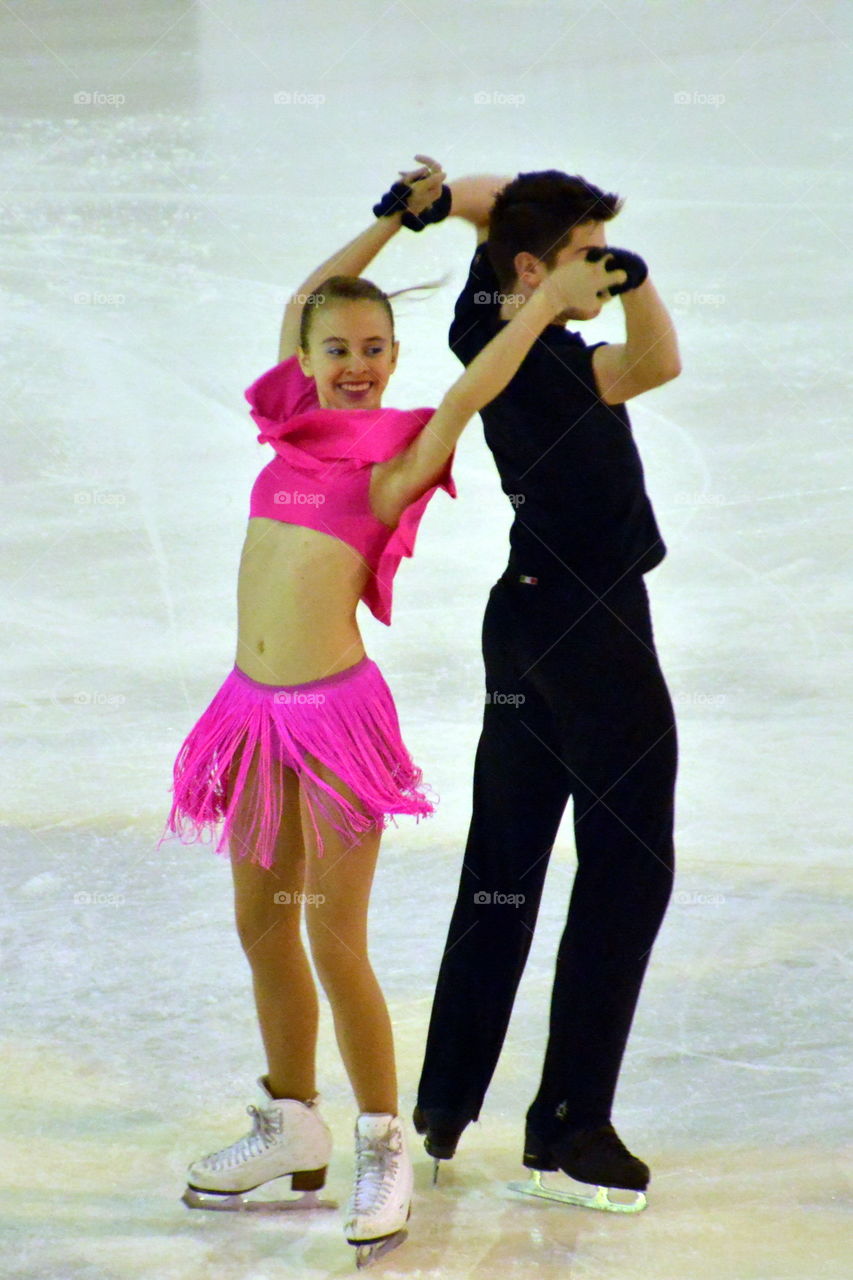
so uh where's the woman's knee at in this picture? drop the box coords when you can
[304,908,369,990]
[234,893,303,956]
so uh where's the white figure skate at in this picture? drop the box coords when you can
[344,1113,413,1268]
[182,1076,337,1212]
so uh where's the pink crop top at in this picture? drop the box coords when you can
[244,355,457,626]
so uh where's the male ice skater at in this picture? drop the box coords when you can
[414,170,681,1208]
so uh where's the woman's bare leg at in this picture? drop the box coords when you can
[300,763,397,1115]
[229,749,318,1101]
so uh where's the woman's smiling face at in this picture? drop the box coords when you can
[298,301,399,410]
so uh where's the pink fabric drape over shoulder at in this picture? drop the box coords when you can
[245,356,458,625]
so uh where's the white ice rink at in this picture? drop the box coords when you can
[1,2,851,1277]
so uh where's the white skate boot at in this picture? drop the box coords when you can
[344,1113,413,1268]
[182,1076,336,1212]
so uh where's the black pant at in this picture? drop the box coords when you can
[417,560,677,1136]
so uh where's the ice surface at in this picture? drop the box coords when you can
[1,1,851,1277]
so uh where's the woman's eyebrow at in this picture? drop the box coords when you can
[321,335,387,344]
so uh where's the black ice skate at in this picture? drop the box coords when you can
[509,1121,649,1214]
[412,1104,469,1185]
[521,1119,559,1172]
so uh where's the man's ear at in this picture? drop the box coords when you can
[512,250,543,292]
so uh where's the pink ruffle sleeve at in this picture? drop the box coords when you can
[365,450,458,625]
[244,354,319,435]
[245,355,438,467]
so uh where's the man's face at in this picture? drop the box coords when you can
[513,220,609,323]
[548,220,609,322]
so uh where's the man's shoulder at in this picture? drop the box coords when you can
[448,243,502,364]
[553,325,592,348]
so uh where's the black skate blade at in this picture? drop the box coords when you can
[351,1228,408,1269]
[508,1170,647,1214]
[182,1185,338,1213]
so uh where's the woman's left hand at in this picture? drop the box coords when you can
[397,154,447,216]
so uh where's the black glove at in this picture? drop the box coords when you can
[373,181,452,232]
[585,245,648,295]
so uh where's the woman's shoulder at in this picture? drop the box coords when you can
[245,355,319,429]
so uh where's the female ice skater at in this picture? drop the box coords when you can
[160,154,622,1266]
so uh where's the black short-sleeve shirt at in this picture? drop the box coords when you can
[449,242,666,590]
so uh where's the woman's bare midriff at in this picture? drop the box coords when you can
[236,518,372,685]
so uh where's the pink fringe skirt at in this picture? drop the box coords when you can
[160,656,436,867]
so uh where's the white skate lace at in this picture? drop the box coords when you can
[201,1104,283,1172]
[351,1127,402,1215]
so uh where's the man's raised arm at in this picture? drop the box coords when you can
[447,174,515,242]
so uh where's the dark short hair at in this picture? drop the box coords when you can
[487,170,623,292]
